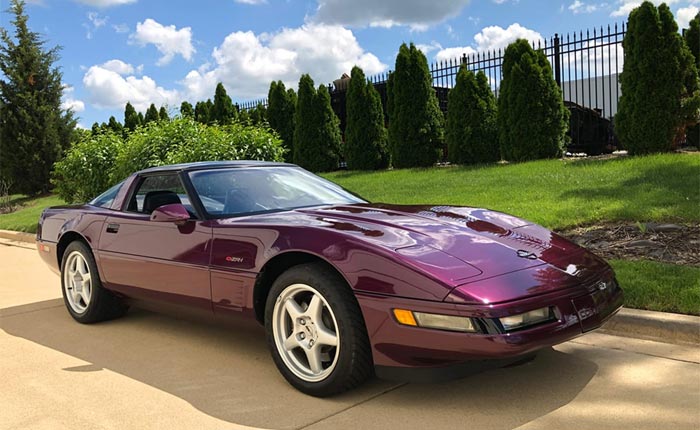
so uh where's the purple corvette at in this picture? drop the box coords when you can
[37,161,623,396]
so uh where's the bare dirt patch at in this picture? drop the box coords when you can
[559,223,700,266]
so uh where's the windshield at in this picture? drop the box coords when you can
[188,167,366,217]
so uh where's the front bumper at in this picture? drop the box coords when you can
[357,280,623,380]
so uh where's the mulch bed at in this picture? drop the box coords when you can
[559,222,700,267]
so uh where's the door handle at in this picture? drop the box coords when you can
[106,223,120,234]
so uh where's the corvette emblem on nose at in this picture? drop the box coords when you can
[516,250,538,260]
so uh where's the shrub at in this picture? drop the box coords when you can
[345,66,390,170]
[388,43,444,168]
[497,39,568,161]
[293,74,341,172]
[52,131,122,203]
[616,2,700,154]
[446,66,499,164]
[166,122,284,164]
[111,117,284,183]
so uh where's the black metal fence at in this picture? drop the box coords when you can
[240,23,627,154]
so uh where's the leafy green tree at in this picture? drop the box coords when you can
[345,66,389,170]
[180,101,194,118]
[388,43,444,168]
[0,0,76,194]
[616,2,699,153]
[267,81,296,160]
[213,82,236,124]
[293,74,341,172]
[158,106,169,121]
[124,102,139,132]
[447,66,499,164]
[144,103,159,124]
[684,12,700,147]
[497,39,568,161]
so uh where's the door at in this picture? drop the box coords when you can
[97,173,213,310]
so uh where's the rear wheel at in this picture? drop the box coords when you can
[265,263,372,397]
[60,241,128,323]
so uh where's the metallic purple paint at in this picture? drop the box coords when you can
[37,162,623,381]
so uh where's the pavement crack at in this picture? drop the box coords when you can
[296,382,407,430]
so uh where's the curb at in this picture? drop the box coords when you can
[1,229,698,345]
[0,229,36,244]
[601,307,700,346]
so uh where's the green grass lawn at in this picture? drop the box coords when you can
[325,153,700,230]
[0,194,64,233]
[610,260,700,316]
[1,153,698,315]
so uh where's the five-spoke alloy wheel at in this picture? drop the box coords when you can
[265,263,373,397]
[60,241,128,323]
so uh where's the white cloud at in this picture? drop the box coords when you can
[99,59,135,75]
[83,12,107,39]
[74,0,136,6]
[569,0,599,14]
[416,41,443,56]
[435,45,477,61]
[112,23,129,33]
[473,23,543,51]
[434,23,541,62]
[610,0,681,17]
[181,24,386,100]
[677,6,699,28]
[83,64,179,111]
[61,86,85,113]
[130,18,195,66]
[313,0,471,29]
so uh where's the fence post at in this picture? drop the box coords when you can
[554,33,562,88]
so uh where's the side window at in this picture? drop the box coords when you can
[90,181,123,208]
[127,174,190,214]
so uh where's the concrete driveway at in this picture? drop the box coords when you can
[1,239,699,430]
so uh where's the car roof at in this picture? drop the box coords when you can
[137,160,296,175]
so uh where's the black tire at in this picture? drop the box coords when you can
[60,241,128,323]
[264,262,373,397]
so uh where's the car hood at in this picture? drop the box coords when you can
[298,204,598,290]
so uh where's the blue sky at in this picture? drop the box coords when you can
[5,0,699,127]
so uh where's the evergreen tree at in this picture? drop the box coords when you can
[124,102,139,132]
[497,39,568,161]
[144,103,159,123]
[180,101,194,118]
[0,0,76,194]
[446,66,499,164]
[107,115,123,135]
[684,12,700,147]
[293,74,341,171]
[137,111,144,125]
[250,102,267,125]
[194,101,209,124]
[158,106,169,121]
[388,43,444,168]
[616,2,699,153]
[91,122,101,135]
[345,66,389,170]
[267,81,296,161]
[213,82,235,124]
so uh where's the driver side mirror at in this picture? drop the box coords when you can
[150,203,191,225]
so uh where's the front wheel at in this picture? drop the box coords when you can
[60,241,128,323]
[264,263,373,397]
